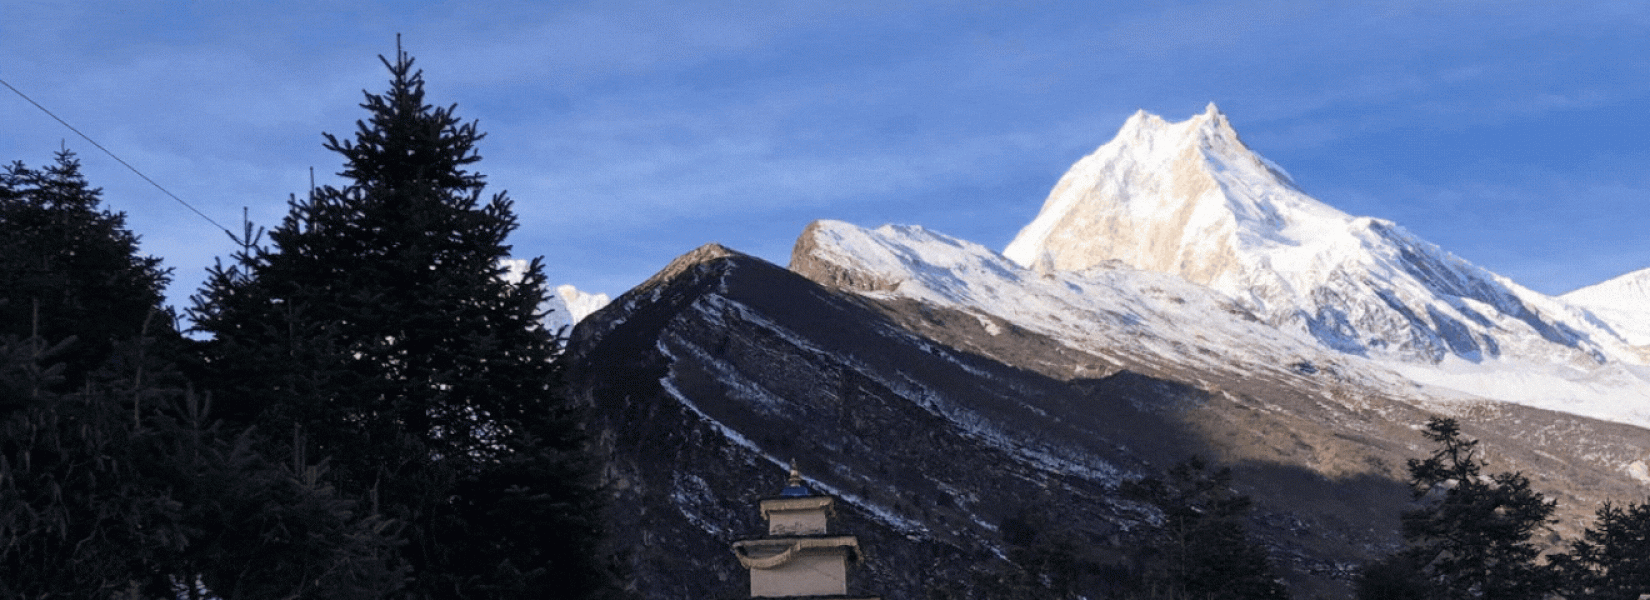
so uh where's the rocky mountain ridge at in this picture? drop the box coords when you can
[564,107,1650,599]
[568,242,1650,599]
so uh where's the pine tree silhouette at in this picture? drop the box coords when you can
[190,40,610,599]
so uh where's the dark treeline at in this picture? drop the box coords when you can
[1356,417,1650,600]
[929,416,1650,600]
[1,43,618,599]
[928,456,1289,600]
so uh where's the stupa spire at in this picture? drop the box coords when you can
[780,458,812,497]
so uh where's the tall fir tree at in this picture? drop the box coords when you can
[188,41,609,599]
[2,148,402,599]
[1357,417,1557,600]
[2,150,179,596]
[1551,499,1650,600]
[0,149,172,393]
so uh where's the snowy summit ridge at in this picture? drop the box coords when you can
[1005,103,1320,280]
[1004,103,1625,368]
[794,105,1650,429]
[1564,267,1650,347]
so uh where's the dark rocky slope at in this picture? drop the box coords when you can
[565,243,1650,599]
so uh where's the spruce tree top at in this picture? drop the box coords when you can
[272,41,517,279]
[324,44,485,197]
[190,39,558,469]
[1,149,171,389]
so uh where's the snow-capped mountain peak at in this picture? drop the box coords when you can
[786,107,1650,426]
[1564,267,1650,347]
[1566,267,1650,313]
[497,258,611,333]
[1000,107,1633,371]
[1115,103,1289,182]
[1004,103,1350,297]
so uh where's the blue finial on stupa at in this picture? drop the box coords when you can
[780,458,812,496]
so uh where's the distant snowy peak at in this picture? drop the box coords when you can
[1004,102,1342,287]
[1566,267,1650,313]
[779,108,1650,432]
[497,258,611,333]
[546,285,612,332]
[1001,105,1627,367]
[1002,102,1390,303]
[1564,267,1650,346]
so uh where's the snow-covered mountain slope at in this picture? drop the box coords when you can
[791,106,1650,428]
[1565,268,1650,347]
[797,218,1650,431]
[794,219,1393,392]
[1003,104,1634,372]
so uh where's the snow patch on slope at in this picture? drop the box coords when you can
[1391,357,1650,426]
[683,290,1127,487]
[655,342,929,536]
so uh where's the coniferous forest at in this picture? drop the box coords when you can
[2,45,616,600]
[7,45,1650,600]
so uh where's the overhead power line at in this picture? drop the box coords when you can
[1,76,234,237]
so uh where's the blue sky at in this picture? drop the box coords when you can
[3,1,1648,314]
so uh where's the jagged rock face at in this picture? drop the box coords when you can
[1001,105,1628,369]
[565,243,1650,599]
